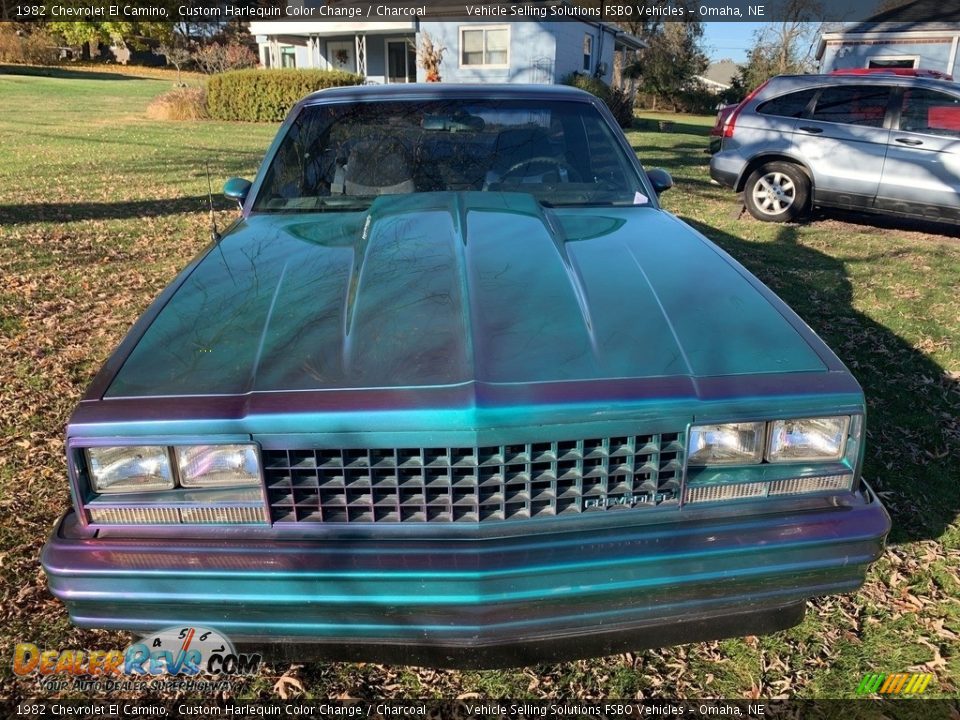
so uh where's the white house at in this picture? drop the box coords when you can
[695,59,740,92]
[247,18,644,86]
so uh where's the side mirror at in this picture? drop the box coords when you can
[646,168,674,195]
[223,177,252,207]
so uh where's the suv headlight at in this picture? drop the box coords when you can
[87,446,174,493]
[767,417,849,462]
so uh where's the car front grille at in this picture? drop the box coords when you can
[263,432,685,524]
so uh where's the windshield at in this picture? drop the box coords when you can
[252,98,649,211]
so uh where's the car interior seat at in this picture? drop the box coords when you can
[340,136,416,196]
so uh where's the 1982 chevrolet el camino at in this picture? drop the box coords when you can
[42,84,890,667]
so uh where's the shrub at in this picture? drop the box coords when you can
[674,84,722,115]
[146,87,208,121]
[207,68,363,122]
[0,27,58,65]
[560,72,635,129]
[0,27,20,63]
[636,84,722,115]
[193,42,258,75]
[606,86,636,129]
[561,72,611,103]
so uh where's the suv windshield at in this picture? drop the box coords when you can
[253,98,647,211]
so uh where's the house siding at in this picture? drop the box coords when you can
[417,21,558,84]
[252,20,630,86]
[549,22,615,83]
[294,45,311,68]
[820,35,960,77]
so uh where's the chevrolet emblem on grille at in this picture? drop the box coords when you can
[584,491,677,509]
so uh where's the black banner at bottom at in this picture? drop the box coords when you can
[3,700,959,720]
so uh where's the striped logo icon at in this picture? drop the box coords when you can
[856,673,934,695]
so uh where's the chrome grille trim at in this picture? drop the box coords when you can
[263,432,685,523]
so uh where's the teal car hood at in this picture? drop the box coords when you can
[105,192,828,398]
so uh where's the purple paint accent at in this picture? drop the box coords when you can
[70,372,861,427]
[46,495,889,576]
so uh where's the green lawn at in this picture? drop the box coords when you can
[0,67,957,702]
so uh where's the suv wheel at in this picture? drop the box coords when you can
[744,162,809,222]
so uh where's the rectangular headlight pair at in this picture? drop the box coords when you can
[86,444,260,494]
[688,416,850,466]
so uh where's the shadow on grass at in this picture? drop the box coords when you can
[0,64,149,81]
[684,218,960,546]
[0,195,236,225]
[634,119,712,137]
[637,151,711,170]
[807,206,960,239]
[712,193,960,240]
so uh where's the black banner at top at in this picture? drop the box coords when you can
[7,0,960,23]
[5,699,960,720]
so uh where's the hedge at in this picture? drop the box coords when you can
[206,69,363,122]
[560,72,636,129]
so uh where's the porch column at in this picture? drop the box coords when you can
[355,33,367,77]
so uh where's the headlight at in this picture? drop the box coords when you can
[80,443,265,525]
[687,422,764,465]
[87,446,174,494]
[175,445,260,487]
[767,417,849,462]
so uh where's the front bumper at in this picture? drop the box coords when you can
[42,488,890,668]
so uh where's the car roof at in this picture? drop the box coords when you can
[301,83,596,105]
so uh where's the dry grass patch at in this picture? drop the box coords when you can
[146,86,208,121]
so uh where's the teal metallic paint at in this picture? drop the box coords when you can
[105,192,826,399]
[43,86,890,663]
[43,490,888,661]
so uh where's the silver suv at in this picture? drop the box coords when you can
[710,72,960,223]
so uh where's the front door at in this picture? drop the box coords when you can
[327,40,356,74]
[875,85,960,222]
[386,39,416,83]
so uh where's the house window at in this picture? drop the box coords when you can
[583,34,593,72]
[281,47,296,68]
[867,56,918,69]
[460,26,509,67]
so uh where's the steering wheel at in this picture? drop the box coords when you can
[501,156,581,182]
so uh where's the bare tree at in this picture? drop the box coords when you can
[159,43,192,86]
[735,1,825,91]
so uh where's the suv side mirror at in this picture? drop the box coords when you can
[223,177,252,207]
[647,168,673,195]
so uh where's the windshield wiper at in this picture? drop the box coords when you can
[539,199,643,208]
